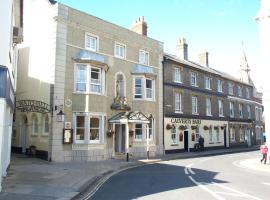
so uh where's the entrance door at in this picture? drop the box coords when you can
[21,116,28,153]
[223,127,227,148]
[115,124,126,153]
[184,130,189,152]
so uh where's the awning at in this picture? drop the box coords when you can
[108,111,150,124]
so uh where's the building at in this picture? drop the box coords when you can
[255,0,270,142]
[163,37,263,154]
[12,0,164,162]
[0,0,22,191]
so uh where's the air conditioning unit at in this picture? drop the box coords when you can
[13,26,23,44]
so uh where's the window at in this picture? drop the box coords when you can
[115,42,126,59]
[209,126,213,143]
[75,64,87,92]
[218,100,224,117]
[238,85,242,97]
[147,118,154,140]
[139,50,149,65]
[90,67,101,93]
[259,107,263,121]
[206,98,212,116]
[246,88,250,98]
[75,115,85,143]
[205,76,211,90]
[216,127,220,142]
[134,78,143,99]
[230,128,235,142]
[74,113,105,144]
[255,106,259,121]
[192,96,198,114]
[174,68,181,83]
[146,79,153,99]
[85,33,98,52]
[135,124,143,140]
[240,128,244,141]
[89,116,100,142]
[239,104,243,118]
[32,115,38,135]
[217,80,223,92]
[247,105,251,119]
[44,115,49,133]
[133,76,155,100]
[191,72,197,86]
[228,82,234,95]
[75,64,105,94]
[230,102,234,117]
[171,125,177,144]
[175,92,182,113]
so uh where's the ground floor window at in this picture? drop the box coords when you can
[239,128,245,142]
[135,123,143,140]
[215,128,220,142]
[230,127,235,142]
[74,112,105,144]
[171,125,177,144]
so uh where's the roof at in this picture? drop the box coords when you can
[164,53,253,86]
[108,111,150,124]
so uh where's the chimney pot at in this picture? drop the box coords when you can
[131,16,148,36]
[176,36,188,60]
[198,50,209,67]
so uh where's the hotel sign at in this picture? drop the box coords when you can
[171,118,201,125]
[16,100,51,114]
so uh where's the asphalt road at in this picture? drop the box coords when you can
[89,151,270,200]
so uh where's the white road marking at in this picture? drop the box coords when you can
[188,176,225,200]
[212,182,263,200]
[262,182,270,186]
[185,164,195,175]
[188,167,195,175]
[184,167,189,175]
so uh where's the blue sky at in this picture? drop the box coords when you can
[59,0,261,86]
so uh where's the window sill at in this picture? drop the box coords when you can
[171,144,179,146]
[192,113,199,115]
[191,85,199,88]
[206,114,213,117]
[205,88,212,90]
[209,142,214,144]
[114,55,126,60]
[219,115,224,118]
[174,81,182,84]
[73,92,105,96]
[175,111,183,114]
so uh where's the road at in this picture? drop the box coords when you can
[89,151,270,200]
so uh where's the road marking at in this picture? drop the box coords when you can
[262,182,270,186]
[184,167,189,175]
[185,164,195,175]
[188,176,225,200]
[212,182,263,200]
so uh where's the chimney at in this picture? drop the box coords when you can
[176,37,188,60]
[131,16,147,36]
[198,50,209,67]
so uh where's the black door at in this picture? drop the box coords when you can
[184,130,189,152]
[224,127,227,148]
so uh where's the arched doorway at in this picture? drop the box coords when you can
[20,115,28,153]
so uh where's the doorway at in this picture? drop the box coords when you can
[184,130,189,152]
[223,127,227,148]
[20,115,28,153]
[115,124,126,153]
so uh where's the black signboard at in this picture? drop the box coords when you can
[16,100,51,114]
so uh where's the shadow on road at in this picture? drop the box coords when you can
[90,162,227,200]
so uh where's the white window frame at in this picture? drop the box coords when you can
[139,50,149,65]
[238,85,242,97]
[133,76,155,101]
[75,64,88,93]
[247,105,251,119]
[174,68,181,83]
[147,118,154,141]
[74,64,105,95]
[74,112,105,144]
[171,126,177,144]
[146,78,154,100]
[175,92,182,113]
[239,104,243,118]
[191,72,198,87]
[90,67,102,94]
[230,102,234,118]
[205,76,211,90]
[192,96,198,115]
[114,42,126,59]
[134,123,143,141]
[228,82,234,95]
[206,98,212,116]
[217,79,223,92]
[218,100,224,117]
[85,33,99,52]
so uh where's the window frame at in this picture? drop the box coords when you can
[174,67,182,83]
[145,78,154,100]
[139,49,149,65]
[228,82,234,95]
[85,32,99,52]
[133,76,155,101]
[175,92,182,113]
[238,85,242,97]
[192,96,198,115]
[230,102,235,118]
[218,99,224,117]
[114,42,126,59]
[205,76,211,90]
[191,72,198,87]
[206,98,212,116]
[239,104,243,118]
[247,105,251,119]
[171,125,177,144]
[217,79,223,92]
[134,123,143,141]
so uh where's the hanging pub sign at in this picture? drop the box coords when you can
[16,100,50,114]
[63,129,73,144]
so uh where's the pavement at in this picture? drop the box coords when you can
[0,146,265,200]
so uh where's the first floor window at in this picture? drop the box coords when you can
[217,79,223,92]
[76,115,85,142]
[205,76,211,89]
[175,92,182,112]
[135,124,143,140]
[134,76,155,100]
[174,68,181,83]
[239,104,243,118]
[230,102,234,117]
[218,100,223,116]
[91,67,101,93]
[171,126,177,144]
[191,72,197,86]
[247,105,251,119]
[146,79,153,99]
[134,78,143,99]
[209,126,213,143]
[89,117,100,141]
[76,64,87,92]
[206,98,211,116]
[115,43,126,59]
[139,50,149,65]
[230,128,235,142]
[192,96,198,114]
[228,82,234,95]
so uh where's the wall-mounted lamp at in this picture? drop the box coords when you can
[55,105,65,122]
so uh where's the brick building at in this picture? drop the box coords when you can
[163,37,264,154]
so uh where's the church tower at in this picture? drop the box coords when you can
[240,44,252,84]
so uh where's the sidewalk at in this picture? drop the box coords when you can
[0,147,260,200]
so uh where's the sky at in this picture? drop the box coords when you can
[59,0,261,88]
